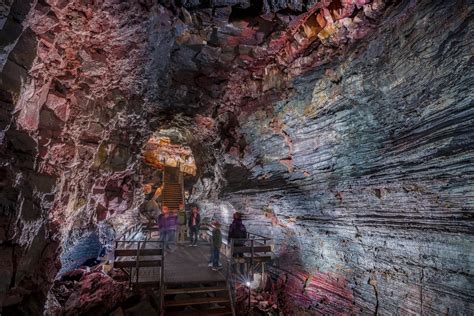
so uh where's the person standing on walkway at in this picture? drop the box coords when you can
[177,203,187,244]
[210,221,223,271]
[167,209,178,249]
[158,206,171,250]
[228,212,247,274]
[228,212,247,245]
[188,205,201,247]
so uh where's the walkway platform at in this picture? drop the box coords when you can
[114,239,228,286]
[113,225,272,315]
[164,241,228,284]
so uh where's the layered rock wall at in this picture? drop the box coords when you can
[0,0,472,314]
[218,0,474,314]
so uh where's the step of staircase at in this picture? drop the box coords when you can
[164,307,232,316]
[163,281,232,314]
[164,285,227,295]
[164,296,230,308]
[163,192,182,195]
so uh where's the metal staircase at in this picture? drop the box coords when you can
[162,166,184,212]
[163,281,233,315]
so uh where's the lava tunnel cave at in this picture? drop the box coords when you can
[0,0,472,315]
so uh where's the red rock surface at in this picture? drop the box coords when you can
[0,0,472,315]
[47,268,131,316]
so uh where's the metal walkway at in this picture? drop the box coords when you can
[111,201,273,315]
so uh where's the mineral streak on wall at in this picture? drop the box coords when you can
[0,0,473,315]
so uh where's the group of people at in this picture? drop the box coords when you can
[156,204,247,272]
[157,203,201,250]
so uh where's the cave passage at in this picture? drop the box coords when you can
[0,0,473,315]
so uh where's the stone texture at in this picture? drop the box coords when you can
[46,269,131,316]
[0,0,472,315]
[214,1,474,314]
[59,231,102,274]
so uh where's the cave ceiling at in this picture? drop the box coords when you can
[0,0,472,314]
[16,0,389,127]
[7,0,392,189]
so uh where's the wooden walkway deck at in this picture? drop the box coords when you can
[114,239,228,286]
[164,242,227,284]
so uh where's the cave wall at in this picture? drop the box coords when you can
[0,0,472,314]
[219,0,474,314]
[0,0,157,312]
[0,1,61,313]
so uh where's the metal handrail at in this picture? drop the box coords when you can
[246,232,272,241]
[200,223,272,316]
[114,238,165,312]
[200,223,271,241]
[199,224,273,257]
[179,162,185,208]
[117,223,143,241]
[226,252,238,316]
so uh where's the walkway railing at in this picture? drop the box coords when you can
[114,237,165,312]
[117,222,143,240]
[200,224,272,258]
[200,223,273,315]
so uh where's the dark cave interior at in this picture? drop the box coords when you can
[0,0,473,315]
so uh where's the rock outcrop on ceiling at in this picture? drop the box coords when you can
[0,0,472,314]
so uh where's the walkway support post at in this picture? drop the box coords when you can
[160,240,165,314]
[250,238,254,280]
[136,241,141,284]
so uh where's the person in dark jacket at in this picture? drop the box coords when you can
[188,205,201,246]
[228,212,247,274]
[210,221,222,271]
[228,212,247,245]
[177,203,187,244]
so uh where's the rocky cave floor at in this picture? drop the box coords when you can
[0,0,473,315]
[43,265,298,316]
